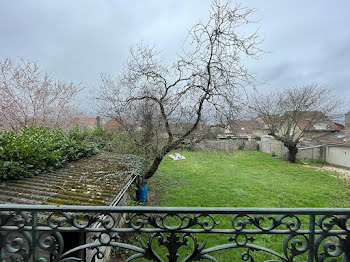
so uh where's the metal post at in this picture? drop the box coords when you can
[344,234,350,262]
[167,232,180,262]
[31,211,38,261]
[0,233,4,261]
[308,214,315,262]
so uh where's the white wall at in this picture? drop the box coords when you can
[259,139,322,160]
[326,145,350,168]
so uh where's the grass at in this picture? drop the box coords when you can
[135,150,350,261]
[296,158,325,167]
[150,151,347,208]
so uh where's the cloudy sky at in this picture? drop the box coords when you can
[1,0,349,114]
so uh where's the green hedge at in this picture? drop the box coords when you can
[0,126,103,181]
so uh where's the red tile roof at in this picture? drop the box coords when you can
[74,118,98,129]
[105,119,121,131]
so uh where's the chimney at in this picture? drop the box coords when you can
[96,116,104,129]
[345,111,350,141]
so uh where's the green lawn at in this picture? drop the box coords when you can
[140,151,349,261]
[149,151,347,208]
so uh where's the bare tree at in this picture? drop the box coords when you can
[95,0,261,180]
[250,83,343,162]
[95,73,166,161]
[0,58,83,130]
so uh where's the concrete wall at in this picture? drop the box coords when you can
[297,147,323,160]
[259,139,288,158]
[194,139,259,151]
[326,145,350,168]
[259,138,323,160]
[197,138,325,160]
[260,137,350,168]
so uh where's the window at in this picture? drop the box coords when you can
[313,123,328,130]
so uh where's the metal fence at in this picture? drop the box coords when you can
[1,205,350,261]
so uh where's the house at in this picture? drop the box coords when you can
[210,119,267,140]
[208,111,344,144]
[334,122,345,131]
[165,123,211,138]
[73,116,105,129]
[104,118,122,131]
[345,111,350,141]
[207,124,229,138]
[231,119,267,139]
[255,111,342,144]
[288,111,342,142]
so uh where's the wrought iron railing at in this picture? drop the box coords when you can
[1,205,350,261]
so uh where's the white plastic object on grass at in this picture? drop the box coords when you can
[175,153,186,159]
[168,154,179,160]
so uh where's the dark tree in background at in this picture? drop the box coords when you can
[250,83,343,162]
[95,0,262,179]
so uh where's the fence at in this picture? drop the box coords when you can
[259,139,323,160]
[194,139,258,151]
[1,205,350,261]
[259,139,288,158]
[259,138,350,168]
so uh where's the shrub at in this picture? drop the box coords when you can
[0,126,100,181]
[109,131,144,155]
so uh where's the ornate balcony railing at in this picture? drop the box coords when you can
[1,205,350,261]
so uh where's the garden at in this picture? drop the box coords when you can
[140,150,350,261]
[149,151,347,208]
[1,126,349,260]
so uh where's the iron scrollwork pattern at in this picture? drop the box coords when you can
[1,205,350,261]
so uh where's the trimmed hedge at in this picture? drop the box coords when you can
[0,126,103,181]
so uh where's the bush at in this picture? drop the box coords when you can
[0,126,101,181]
[109,131,144,155]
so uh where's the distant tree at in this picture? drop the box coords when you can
[250,84,343,162]
[0,58,83,130]
[95,0,262,180]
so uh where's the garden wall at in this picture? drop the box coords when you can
[325,144,350,168]
[259,139,288,158]
[259,138,350,169]
[194,139,259,151]
[297,146,324,160]
[259,139,324,160]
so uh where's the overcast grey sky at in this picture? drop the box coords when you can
[1,0,349,113]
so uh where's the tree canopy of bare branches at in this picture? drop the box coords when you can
[95,0,262,180]
[250,83,343,162]
[0,58,83,130]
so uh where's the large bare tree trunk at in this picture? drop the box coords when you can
[142,111,154,159]
[287,145,298,163]
[145,155,164,180]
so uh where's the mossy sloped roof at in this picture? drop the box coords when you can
[0,152,143,206]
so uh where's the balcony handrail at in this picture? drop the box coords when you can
[1,204,350,261]
[1,204,350,214]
